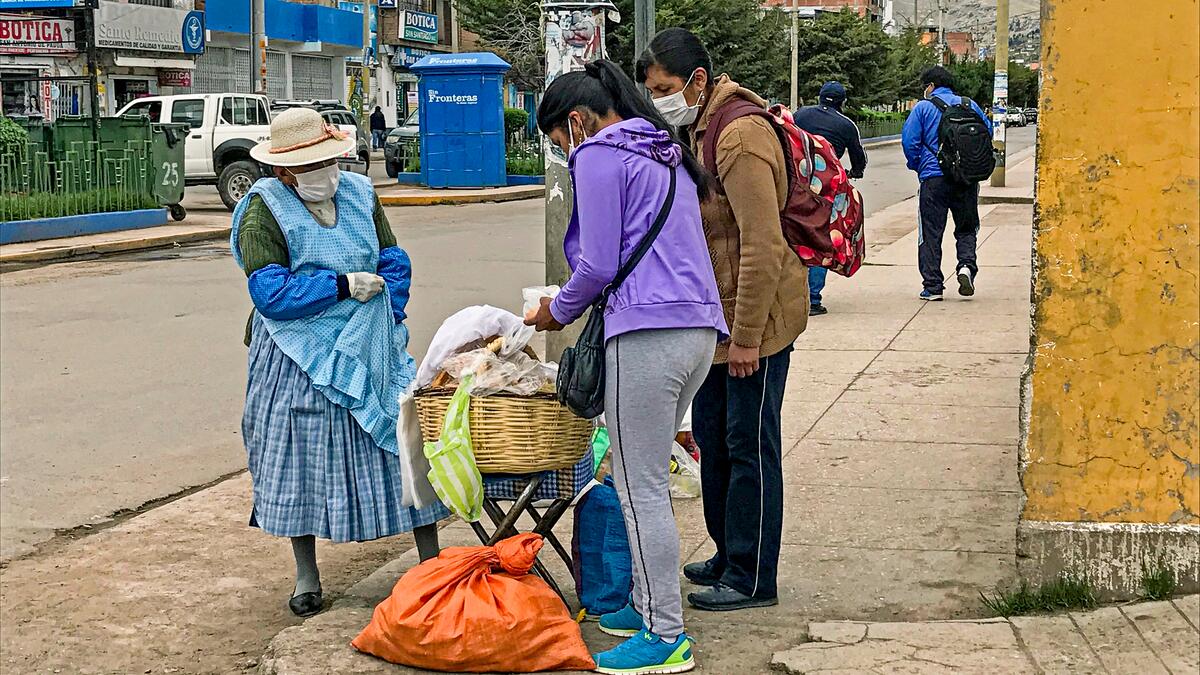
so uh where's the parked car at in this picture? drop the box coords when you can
[384,109,419,178]
[1004,108,1028,127]
[117,93,272,211]
[1022,107,1038,124]
[270,99,370,175]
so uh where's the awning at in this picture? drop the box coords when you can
[113,56,196,70]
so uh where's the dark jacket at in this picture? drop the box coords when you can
[369,110,386,131]
[792,104,867,178]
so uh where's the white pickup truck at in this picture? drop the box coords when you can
[115,93,367,211]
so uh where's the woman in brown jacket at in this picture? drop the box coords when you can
[639,27,808,612]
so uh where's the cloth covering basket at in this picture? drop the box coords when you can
[415,390,592,473]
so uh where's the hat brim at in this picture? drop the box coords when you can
[249,135,357,168]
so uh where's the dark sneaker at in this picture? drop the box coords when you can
[809,303,828,316]
[682,558,722,587]
[957,267,975,297]
[687,583,778,612]
[919,289,944,301]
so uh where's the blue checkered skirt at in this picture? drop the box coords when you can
[242,318,448,542]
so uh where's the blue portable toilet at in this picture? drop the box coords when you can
[411,52,511,188]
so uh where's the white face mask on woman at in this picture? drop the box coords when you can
[290,163,340,202]
[652,70,703,127]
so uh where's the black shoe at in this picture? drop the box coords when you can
[682,558,723,586]
[288,587,324,617]
[687,583,778,612]
[809,303,828,316]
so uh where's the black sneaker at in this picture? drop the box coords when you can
[682,558,723,586]
[687,583,778,612]
[809,303,828,316]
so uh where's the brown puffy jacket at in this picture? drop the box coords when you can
[690,76,808,364]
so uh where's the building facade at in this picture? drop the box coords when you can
[762,0,885,23]
[0,0,207,119]
[377,0,463,127]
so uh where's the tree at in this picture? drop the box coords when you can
[454,0,543,89]
[947,57,1039,108]
[606,0,792,103]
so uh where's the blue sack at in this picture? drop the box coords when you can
[571,477,633,616]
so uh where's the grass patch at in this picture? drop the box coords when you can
[1140,559,1177,601]
[0,188,159,222]
[980,575,1097,617]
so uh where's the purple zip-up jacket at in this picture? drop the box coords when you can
[549,117,727,341]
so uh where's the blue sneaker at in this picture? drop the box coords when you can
[920,289,944,301]
[594,630,696,674]
[599,602,644,637]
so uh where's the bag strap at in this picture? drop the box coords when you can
[701,99,771,177]
[929,95,950,112]
[600,166,677,302]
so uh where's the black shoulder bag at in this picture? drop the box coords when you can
[556,166,677,419]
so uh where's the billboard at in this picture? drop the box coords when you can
[94,0,205,54]
[401,9,437,44]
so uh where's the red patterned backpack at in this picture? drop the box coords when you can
[702,100,866,277]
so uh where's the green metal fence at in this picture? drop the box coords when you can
[0,138,159,222]
[858,118,906,140]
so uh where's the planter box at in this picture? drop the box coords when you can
[1,208,169,245]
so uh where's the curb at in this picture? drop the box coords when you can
[378,186,544,207]
[0,226,231,266]
[863,135,902,148]
[979,194,1035,205]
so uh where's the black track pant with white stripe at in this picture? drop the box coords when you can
[692,346,791,600]
[606,327,717,638]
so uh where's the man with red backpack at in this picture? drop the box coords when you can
[902,66,994,301]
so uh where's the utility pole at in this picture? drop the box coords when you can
[790,0,799,110]
[543,2,606,359]
[634,0,654,62]
[937,0,945,63]
[360,0,371,124]
[990,0,1009,187]
[450,0,460,53]
[83,0,100,144]
[250,0,266,93]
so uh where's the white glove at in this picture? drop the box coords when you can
[344,272,385,302]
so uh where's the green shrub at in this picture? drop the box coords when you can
[506,140,543,176]
[0,116,28,158]
[504,107,530,139]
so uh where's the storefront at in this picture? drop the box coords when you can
[92,0,204,113]
[390,46,431,122]
[0,8,86,120]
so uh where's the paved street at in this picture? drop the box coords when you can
[0,126,1036,563]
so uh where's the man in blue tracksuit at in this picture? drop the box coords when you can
[793,81,866,316]
[901,66,992,301]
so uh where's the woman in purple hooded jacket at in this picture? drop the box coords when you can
[524,60,726,674]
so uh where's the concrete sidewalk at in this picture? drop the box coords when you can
[251,198,1121,674]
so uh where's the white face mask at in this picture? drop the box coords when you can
[653,71,703,127]
[290,163,340,202]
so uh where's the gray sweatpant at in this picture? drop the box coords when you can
[605,327,717,638]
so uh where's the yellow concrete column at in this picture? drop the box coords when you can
[1019,0,1199,598]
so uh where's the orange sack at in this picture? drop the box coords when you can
[351,533,596,673]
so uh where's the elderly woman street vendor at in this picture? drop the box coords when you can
[231,107,447,617]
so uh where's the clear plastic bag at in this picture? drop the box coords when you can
[522,285,561,317]
[668,440,701,499]
[441,347,556,397]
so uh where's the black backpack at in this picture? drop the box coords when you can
[929,96,995,184]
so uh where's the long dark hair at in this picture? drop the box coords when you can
[635,27,713,87]
[537,59,710,200]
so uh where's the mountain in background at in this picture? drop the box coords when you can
[889,0,1041,63]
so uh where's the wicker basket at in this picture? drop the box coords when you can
[415,390,592,473]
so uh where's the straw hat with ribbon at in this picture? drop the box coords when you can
[250,107,356,168]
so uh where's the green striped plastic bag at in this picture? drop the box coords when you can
[423,378,484,522]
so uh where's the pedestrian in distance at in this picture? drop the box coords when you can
[639,27,808,614]
[792,81,867,316]
[230,108,446,618]
[370,105,387,150]
[526,58,726,675]
[901,66,994,301]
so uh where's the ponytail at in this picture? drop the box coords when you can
[537,59,711,201]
